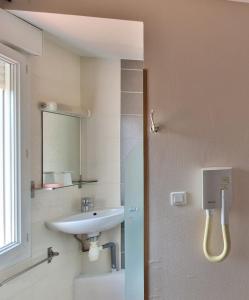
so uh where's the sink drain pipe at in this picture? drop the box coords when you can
[74,235,118,271]
[102,242,118,271]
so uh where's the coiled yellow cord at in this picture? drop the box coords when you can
[203,211,230,262]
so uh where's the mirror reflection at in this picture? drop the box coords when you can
[42,111,81,188]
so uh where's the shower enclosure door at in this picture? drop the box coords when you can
[125,141,144,300]
[121,61,145,300]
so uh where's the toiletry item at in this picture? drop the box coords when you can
[47,102,58,111]
[40,102,58,112]
[63,171,72,186]
[43,172,55,184]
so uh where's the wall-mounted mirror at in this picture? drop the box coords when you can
[42,111,82,188]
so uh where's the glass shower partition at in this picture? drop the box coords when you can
[125,141,144,300]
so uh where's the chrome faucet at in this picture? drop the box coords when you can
[81,197,94,213]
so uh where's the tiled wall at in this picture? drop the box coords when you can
[120,60,144,268]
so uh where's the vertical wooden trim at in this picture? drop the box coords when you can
[143,68,149,300]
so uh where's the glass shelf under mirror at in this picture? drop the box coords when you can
[31,180,98,197]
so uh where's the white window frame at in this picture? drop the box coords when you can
[0,43,31,271]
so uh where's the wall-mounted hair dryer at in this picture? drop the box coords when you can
[202,168,232,263]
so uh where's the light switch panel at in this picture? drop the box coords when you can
[170,191,187,206]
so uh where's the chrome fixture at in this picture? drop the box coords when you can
[0,247,59,287]
[76,177,98,189]
[102,242,118,271]
[150,109,160,133]
[81,197,94,213]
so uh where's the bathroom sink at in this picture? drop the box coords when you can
[45,207,124,237]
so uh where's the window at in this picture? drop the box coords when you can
[0,43,30,270]
[0,55,19,252]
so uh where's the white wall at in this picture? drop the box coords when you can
[0,35,83,300]
[5,1,249,299]
[80,57,121,274]
[30,34,82,185]
[0,34,121,300]
[0,9,42,55]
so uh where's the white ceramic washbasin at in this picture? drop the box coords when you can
[45,207,124,236]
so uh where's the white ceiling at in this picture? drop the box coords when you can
[10,11,144,60]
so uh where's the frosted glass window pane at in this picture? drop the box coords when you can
[0,58,18,253]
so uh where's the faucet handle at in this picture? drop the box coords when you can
[81,197,94,212]
[82,197,93,205]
